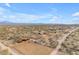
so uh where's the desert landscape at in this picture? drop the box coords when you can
[0,24,79,55]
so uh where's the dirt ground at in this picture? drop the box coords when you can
[11,41,53,55]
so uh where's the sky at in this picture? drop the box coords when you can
[0,3,79,24]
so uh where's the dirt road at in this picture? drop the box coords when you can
[0,42,21,55]
[50,27,79,55]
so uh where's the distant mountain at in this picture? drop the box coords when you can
[0,21,79,26]
[0,21,13,24]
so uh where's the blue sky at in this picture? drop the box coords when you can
[0,3,79,24]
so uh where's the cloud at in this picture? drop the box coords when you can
[0,7,53,23]
[8,14,45,23]
[0,7,39,22]
[5,3,11,7]
[70,12,79,24]
[0,6,63,23]
[72,12,79,17]
[51,8,58,13]
[49,16,62,22]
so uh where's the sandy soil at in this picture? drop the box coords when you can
[11,41,53,55]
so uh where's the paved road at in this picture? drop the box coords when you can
[50,27,79,55]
